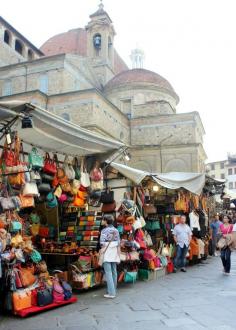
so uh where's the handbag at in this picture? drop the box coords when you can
[39,226,49,238]
[63,157,75,181]
[18,266,36,287]
[73,193,85,207]
[29,213,40,224]
[30,249,42,263]
[217,227,232,249]
[22,182,39,197]
[43,153,57,175]
[35,260,47,274]
[10,220,22,233]
[46,192,58,208]
[90,167,103,182]
[28,147,44,169]
[61,182,72,193]
[124,271,137,283]
[59,193,68,204]
[38,182,51,193]
[30,170,41,182]
[143,204,157,214]
[73,157,81,180]
[100,190,114,204]
[80,158,90,187]
[101,201,116,213]
[37,287,53,307]
[91,180,103,191]
[30,223,40,236]
[19,194,35,208]
[53,278,65,303]
[13,291,32,312]
[161,244,170,257]
[98,232,115,266]
[54,185,62,198]
[41,173,54,183]
[0,197,16,211]
[145,220,161,231]
[60,280,72,300]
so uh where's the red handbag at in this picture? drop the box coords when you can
[31,289,38,306]
[101,201,116,213]
[38,226,49,238]
[167,257,174,273]
[43,153,57,175]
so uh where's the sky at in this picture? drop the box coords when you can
[1,0,235,162]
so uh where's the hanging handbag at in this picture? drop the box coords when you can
[29,213,40,224]
[41,173,54,183]
[61,182,72,193]
[100,190,114,204]
[30,170,41,182]
[143,204,157,214]
[63,156,75,181]
[10,220,22,233]
[80,158,90,188]
[0,197,16,211]
[54,185,62,198]
[145,220,161,231]
[43,153,57,175]
[30,223,40,236]
[30,249,42,263]
[38,182,51,193]
[38,226,49,238]
[46,192,58,208]
[73,157,81,180]
[22,182,39,197]
[73,193,85,207]
[28,147,44,170]
[90,167,103,182]
[101,201,116,213]
[18,266,36,287]
[161,244,170,257]
[19,194,35,208]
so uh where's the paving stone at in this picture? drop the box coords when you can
[128,302,150,311]
[162,317,198,327]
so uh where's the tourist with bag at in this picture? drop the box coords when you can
[218,215,233,275]
[173,215,192,273]
[210,213,222,256]
[99,215,120,299]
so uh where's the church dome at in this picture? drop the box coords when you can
[104,68,178,100]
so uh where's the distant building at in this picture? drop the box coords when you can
[207,154,236,192]
[0,3,206,173]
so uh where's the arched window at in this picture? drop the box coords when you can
[28,49,34,60]
[61,113,70,121]
[108,36,112,60]
[15,39,23,55]
[4,30,11,45]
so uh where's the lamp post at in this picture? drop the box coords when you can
[159,134,173,173]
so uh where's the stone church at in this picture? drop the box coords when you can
[0,3,206,173]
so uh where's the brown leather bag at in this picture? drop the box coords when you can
[101,201,116,213]
[19,266,36,287]
[143,204,157,214]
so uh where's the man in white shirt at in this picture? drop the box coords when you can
[173,215,192,272]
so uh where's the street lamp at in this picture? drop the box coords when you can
[159,134,173,173]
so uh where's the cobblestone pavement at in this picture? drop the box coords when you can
[1,253,236,330]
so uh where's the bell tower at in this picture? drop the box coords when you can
[86,1,116,86]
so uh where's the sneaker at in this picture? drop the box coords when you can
[224,272,230,276]
[104,294,116,299]
[181,268,187,273]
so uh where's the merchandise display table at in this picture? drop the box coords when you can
[14,297,78,318]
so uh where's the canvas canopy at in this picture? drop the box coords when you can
[110,162,208,195]
[0,101,124,156]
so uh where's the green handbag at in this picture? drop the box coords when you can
[117,225,124,234]
[145,220,161,231]
[28,147,44,170]
[124,271,138,283]
[30,249,42,263]
[30,213,40,224]
[10,221,22,233]
[46,192,58,208]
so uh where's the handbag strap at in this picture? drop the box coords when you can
[103,231,115,254]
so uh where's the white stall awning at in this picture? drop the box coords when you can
[0,101,124,156]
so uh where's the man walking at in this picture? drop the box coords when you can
[173,215,192,272]
[210,213,222,256]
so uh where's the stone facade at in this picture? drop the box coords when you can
[0,4,207,173]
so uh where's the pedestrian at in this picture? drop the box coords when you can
[210,213,222,256]
[173,215,192,273]
[219,215,233,275]
[100,215,120,299]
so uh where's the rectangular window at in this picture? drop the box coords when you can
[229,182,233,189]
[220,162,225,169]
[228,168,233,175]
[39,74,48,93]
[2,80,12,96]
[234,168,236,174]
[211,164,215,171]
[221,173,225,179]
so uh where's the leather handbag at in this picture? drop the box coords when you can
[30,223,40,236]
[161,244,170,257]
[143,204,157,214]
[38,182,51,193]
[37,287,53,307]
[46,192,58,208]
[90,167,103,182]
[10,220,22,233]
[30,170,41,182]
[41,173,54,183]
[60,280,72,300]
[73,157,81,180]
[23,182,39,197]
[53,278,64,303]
[0,197,16,211]
[30,249,42,263]
[36,260,47,274]
[101,201,116,213]
[73,194,85,207]
[54,185,62,198]
[63,156,75,181]
[13,291,32,312]
[39,226,49,238]
[18,266,36,287]
[43,153,57,175]
[19,194,35,208]
[61,182,72,193]
[28,147,44,170]
[100,190,114,204]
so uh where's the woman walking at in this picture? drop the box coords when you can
[100,215,120,298]
[219,215,233,275]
